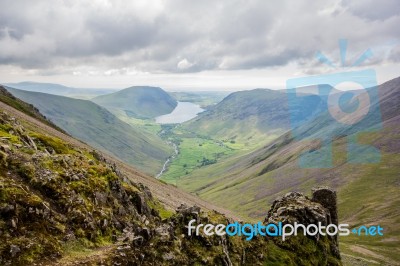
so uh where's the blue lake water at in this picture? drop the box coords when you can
[155,101,204,124]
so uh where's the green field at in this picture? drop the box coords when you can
[108,107,163,136]
[160,136,235,184]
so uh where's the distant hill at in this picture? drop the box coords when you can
[170,91,230,108]
[4,81,115,99]
[6,87,172,175]
[184,88,324,145]
[92,86,177,119]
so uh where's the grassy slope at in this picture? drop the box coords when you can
[92,86,177,119]
[184,88,323,146]
[177,77,400,264]
[6,87,172,175]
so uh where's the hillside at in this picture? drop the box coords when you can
[178,76,400,264]
[92,86,177,119]
[4,82,114,99]
[0,86,64,133]
[0,90,342,265]
[184,88,324,146]
[5,87,172,175]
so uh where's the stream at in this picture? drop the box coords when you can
[156,141,178,179]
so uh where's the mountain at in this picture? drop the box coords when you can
[177,77,400,264]
[92,86,177,119]
[184,88,324,146]
[0,89,341,265]
[4,82,115,99]
[5,87,172,175]
[170,91,230,108]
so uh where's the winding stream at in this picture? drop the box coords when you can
[156,142,178,179]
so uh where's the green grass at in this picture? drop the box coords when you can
[160,136,235,185]
[107,107,163,136]
[337,152,400,265]
[183,89,291,146]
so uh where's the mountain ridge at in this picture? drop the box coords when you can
[184,88,325,146]
[4,82,115,99]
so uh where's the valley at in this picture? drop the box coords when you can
[0,82,342,265]
[2,78,399,265]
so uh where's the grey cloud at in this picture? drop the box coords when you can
[342,0,400,21]
[388,44,400,63]
[0,0,398,73]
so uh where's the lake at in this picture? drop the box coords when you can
[155,101,204,124]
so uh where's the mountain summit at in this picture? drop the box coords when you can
[93,86,177,119]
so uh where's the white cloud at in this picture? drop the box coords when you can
[177,58,194,70]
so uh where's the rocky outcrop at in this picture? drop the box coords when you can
[112,191,342,265]
[266,187,341,261]
[312,186,338,226]
[0,111,163,265]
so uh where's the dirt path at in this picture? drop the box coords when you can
[349,245,398,265]
[0,101,242,221]
[45,244,116,266]
[340,243,399,266]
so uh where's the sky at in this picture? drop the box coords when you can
[0,0,399,91]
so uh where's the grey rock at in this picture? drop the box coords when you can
[162,252,175,261]
[312,186,338,225]
[26,136,37,151]
[10,218,17,229]
[132,193,151,216]
[10,245,20,257]
[0,144,10,153]
[132,236,144,246]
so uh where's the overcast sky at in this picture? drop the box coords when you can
[0,0,399,91]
